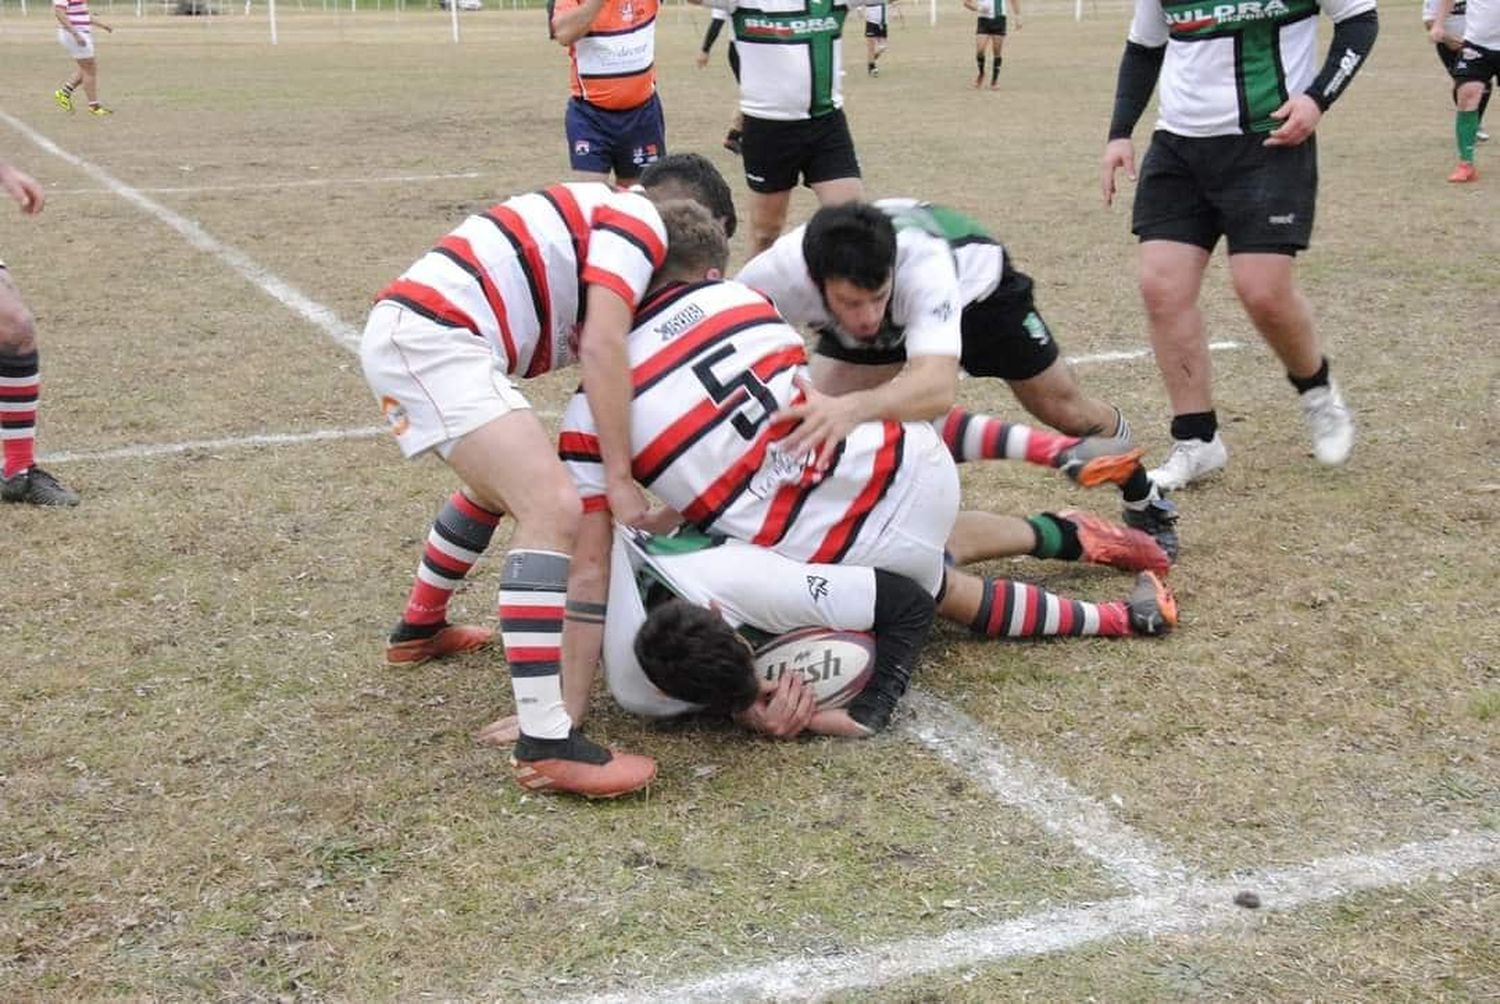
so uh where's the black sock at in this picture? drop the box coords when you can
[1287,357,1330,394]
[1026,513,1083,562]
[389,619,444,643]
[976,54,985,76]
[1170,411,1218,443]
[991,57,1002,84]
[1121,466,1152,504]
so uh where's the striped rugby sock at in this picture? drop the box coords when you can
[398,492,501,633]
[499,549,573,740]
[938,407,1080,468]
[0,349,40,480]
[968,577,1130,638]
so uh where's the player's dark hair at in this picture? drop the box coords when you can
[802,202,896,293]
[641,153,738,240]
[656,200,730,282]
[634,600,760,715]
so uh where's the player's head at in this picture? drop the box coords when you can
[653,199,731,286]
[802,202,896,340]
[640,153,738,240]
[634,599,760,715]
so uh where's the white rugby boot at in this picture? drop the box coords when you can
[1300,381,1354,466]
[1148,434,1228,490]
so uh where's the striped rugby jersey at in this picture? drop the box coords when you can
[706,0,863,120]
[559,278,914,567]
[555,0,659,110]
[1128,0,1378,136]
[374,183,667,378]
[53,0,92,30]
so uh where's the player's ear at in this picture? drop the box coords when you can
[706,267,723,280]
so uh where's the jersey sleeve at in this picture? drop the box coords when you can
[702,0,738,11]
[734,227,828,329]
[1127,0,1169,47]
[557,390,610,513]
[891,234,963,359]
[583,190,669,311]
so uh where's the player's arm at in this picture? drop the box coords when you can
[551,0,607,46]
[699,10,726,64]
[1101,0,1167,206]
[1428,0,1455,41]
[53,3,81,37]
[1008,0,1021,28]
[1266,4,1377,146]
[559,507,614,726]
[93,14,113,30]
[962,0,977,9]
[808,571,936,737]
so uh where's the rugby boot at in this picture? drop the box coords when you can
[1299,381,1354,466]
[1149,433,1227,490]
[54,88,74,112]
[1059,510,1171,576]
[88,104,113,117]
[1121,486,1180,562]
[1447,161,1477,182]
[512,730,657,799]
[1,467,80,506]
[1126,571,1178,637]
[385,621,495,665]
[1055,439,1146,488]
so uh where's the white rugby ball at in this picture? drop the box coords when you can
[753,628,876,709]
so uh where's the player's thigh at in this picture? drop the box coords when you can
[565,98,616,175]
[445,410,582,534]
[0,267,37,350]
[1132,131,1220,252]
[359,301,528,461]
[1216,136,1316,255]
[956,268,1059,382]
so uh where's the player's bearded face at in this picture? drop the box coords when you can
[822,276,894,340]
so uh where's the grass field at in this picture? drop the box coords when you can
[1,2,1496,999]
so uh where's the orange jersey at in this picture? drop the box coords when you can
[554,0,658,110]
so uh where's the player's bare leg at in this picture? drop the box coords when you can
[0,267,78,506]
[1005,358,1126,439]
[748,189,794,256]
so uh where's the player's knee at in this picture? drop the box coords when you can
[1232,275,1293,322]
[0,299,37,354]
[510,480,583,540]
[1138,266,1194,316]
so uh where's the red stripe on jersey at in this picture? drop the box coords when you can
[679,420,797,526]
[580,265,639,311]
[631,302,788,393]
[593,204,667,268]
[543,185,591,260]
[485,205,554,378]
[435,234,519,369]
[582,494,610,513]
[377,279,480,334]
[557,430,602,460]
[810,422,904,564]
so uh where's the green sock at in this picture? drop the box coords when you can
[1026,513,1082,562]
[1458,109,1479,163]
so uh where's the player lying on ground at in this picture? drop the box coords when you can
[478,520,1176,748]
[735,200,1177,557]
[361,154,735,799]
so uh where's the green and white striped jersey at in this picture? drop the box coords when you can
[1128,0,1377,136]
[706,0,864,120]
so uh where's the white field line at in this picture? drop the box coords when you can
[0,110,363,353]
[566,830,1500,1004]
[44,170,485,196]
[903,690,1193,893]
[36,345,1243,467]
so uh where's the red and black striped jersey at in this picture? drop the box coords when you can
[374,182,667,377]
[560,278,910,567]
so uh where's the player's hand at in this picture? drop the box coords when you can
[736,673,816,739]
[605,478,653,529]
[770,375,861,474]
[807,708,874,738]
[0,164,45,215]
[1429,21,1449,44]
[475,715,520,747]
[101,23,114,32]
[1264,93,1321,147]
[695,50,709,69]
[1101,138,1135,207]
[634,504,684,536]
[1012,16,1022,29]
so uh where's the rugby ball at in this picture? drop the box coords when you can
[753,628,876,709]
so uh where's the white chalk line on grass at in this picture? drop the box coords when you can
[0,109,364,354]
[903,690,1193,894]
[566,830,1499,1004]
[36,343,1245,467]
[44,170,485,196]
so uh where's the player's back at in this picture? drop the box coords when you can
[375,182,664,379]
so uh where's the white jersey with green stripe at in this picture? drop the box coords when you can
[736,198,1005,358]
[603,526,879,718]
[707,0,865,120]
[1128,0,1377,136]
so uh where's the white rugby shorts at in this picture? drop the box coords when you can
[360,300,530,459]
[57,28,95,59]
